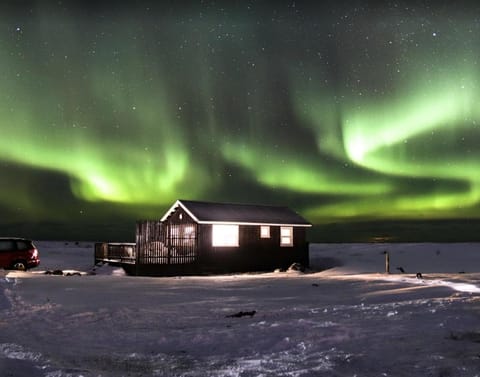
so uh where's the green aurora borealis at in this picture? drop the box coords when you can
[1,2,480,240]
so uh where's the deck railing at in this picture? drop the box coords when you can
[94,242,136,264]
[136,220,197,265]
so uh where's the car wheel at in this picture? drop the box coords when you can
[12,261,27,271]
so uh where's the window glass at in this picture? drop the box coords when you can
[280,227,293,247]
[16,241,30,250]
[212,225,239,247]
[0,240,16,251]
[260,226,270,238]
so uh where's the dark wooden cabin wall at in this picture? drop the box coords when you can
[198,224,308,273]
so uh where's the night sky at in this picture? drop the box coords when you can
[1,1,480,241]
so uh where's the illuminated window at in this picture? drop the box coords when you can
[280,226,293,247]
[260,225,270,238]
[212,225,239,247]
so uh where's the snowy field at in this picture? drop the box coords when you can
[1,241,480,377]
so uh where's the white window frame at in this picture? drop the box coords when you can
[260,225,270,239]
[212,224,239,247]
[280,226,293,247]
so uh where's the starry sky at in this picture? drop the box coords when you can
[1,1,480,240]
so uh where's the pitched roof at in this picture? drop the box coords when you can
[161,199,311,227]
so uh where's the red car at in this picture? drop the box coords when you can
[0,238,40,270]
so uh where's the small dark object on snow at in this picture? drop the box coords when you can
[226,310,256,318]
[45,269,64,275]
[459,271,465,274]
[312,283,319,287]
[416,272,423,279]
[396,267,405,273]
[448,331,480,343]
[65,272,82,276]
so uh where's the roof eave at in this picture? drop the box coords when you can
[160,200,200,222]
[161,200,312,227]
[197,220,312,227]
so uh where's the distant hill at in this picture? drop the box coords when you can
[308,219,480,243]
[0,221,135,242]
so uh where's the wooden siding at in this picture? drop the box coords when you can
[129,206,309,276]
[197,224,309,273]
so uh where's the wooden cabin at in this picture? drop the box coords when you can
[125,199,311,276]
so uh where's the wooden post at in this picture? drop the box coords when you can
[384,250,390,274]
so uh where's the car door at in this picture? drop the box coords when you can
[0,240,16,268]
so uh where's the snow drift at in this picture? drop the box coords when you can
[1,241,480,376]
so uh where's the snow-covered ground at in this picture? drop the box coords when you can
[1,241,480,377]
